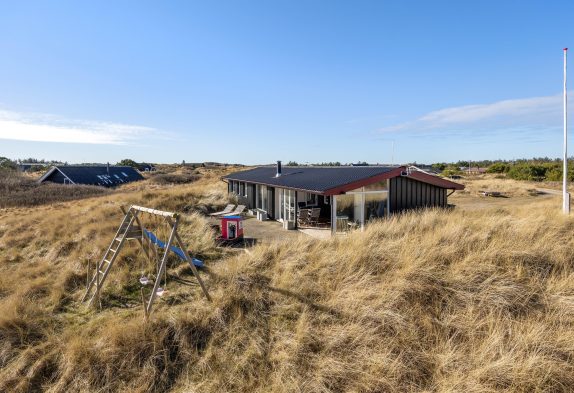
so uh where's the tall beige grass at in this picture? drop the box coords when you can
[0,171,573,392]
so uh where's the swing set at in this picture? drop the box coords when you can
[82,205,211,318]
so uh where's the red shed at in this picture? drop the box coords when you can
[220,215,243,240]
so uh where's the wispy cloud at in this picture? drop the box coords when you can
[0,109,157,144]
[379,94,565,136]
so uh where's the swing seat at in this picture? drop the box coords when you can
[139,276,151,286]
[156,287,166,297]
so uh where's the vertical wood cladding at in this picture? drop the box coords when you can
[246,183,256,208]
[267,187,275,219]
[389,176,449,212]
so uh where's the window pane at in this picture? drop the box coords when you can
[335,194,356,222]
[364,192,387,221]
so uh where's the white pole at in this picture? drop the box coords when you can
[563,48,569,214]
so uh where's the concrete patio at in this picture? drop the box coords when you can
[210,215,332,244]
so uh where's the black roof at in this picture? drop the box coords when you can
[223,166,399,194]
[41,166,144,187]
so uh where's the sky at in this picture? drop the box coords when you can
[0,0,573,165]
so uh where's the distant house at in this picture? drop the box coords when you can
[136,163,156,172]
[17,162,49,172]
[223,162,464,235]
[414,165,441,175]
[459,166,487,175]
[38,165,144,187]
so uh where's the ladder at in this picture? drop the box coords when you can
[82,210,140,306]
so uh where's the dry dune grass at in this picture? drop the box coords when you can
[0,171,573,392]
[0,169,109,208]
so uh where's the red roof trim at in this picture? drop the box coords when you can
[406,171,465,190]
[323,167,406,195]
[323,167,465,195]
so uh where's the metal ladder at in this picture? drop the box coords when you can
[82,210,140,306]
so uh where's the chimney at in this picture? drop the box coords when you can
[275,160,282,177]
[107,162,110,175]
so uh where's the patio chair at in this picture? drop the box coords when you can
[224,204,246,216]
[308,208,321,227]
[297,208,310,226]
[210,204,235,216]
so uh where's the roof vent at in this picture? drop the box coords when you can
[275,160,282,177]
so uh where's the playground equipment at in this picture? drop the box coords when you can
[82,205,210,317]
[218,215,244,242]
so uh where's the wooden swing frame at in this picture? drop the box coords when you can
[82,205,211,318]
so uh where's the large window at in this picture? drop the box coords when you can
[364,193,387,222]
[256,184,268,210]
[335,194,360,231]
[333,180,389,233]
[295,192,319,208]
[278,188,295,223]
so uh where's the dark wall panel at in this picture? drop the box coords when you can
[390,178,397,211]
[245,183,256,208]
[46,171,66,184]
[406,179,413,208]
[416,181,423,206]
[390,175,454,213]
[267,187,275,219]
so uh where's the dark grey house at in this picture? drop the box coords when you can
[223,162,464,234]
[38,165,144,187]
[136,163,156,172]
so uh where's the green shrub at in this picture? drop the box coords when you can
[506,164,548,181]
[486,162,510,174]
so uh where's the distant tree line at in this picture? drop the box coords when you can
[485,161,574,181]
[431,157,574,182]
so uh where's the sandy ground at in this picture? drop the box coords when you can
[211,215,304,245]
[450,175,563,212]
[451,193,559,211]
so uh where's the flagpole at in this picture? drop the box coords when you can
[563,47,569,214]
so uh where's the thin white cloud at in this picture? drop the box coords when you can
[380,94,565,134]
[0,109,157,144]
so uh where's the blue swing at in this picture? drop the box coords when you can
[143,229,204,268]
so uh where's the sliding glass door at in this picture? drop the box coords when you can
[277,188,296,225]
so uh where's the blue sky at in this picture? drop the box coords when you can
[0,0,572,164]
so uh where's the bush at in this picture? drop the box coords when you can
[441,165,462,177]
[506,163,549,181]
[148,173,199,185]
[0,157,17,170]
[486,162,510,174]
[504,162,574,182]
[117,159,138,168]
